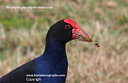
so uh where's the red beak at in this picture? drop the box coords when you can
[64,19,91,42]
[72,27,90,41]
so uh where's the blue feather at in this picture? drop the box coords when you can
[35,39,68,83]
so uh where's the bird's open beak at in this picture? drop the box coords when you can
[72,27,91,42]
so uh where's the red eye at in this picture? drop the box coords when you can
[65,25,70,29]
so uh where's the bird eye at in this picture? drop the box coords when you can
[65,25,70,29]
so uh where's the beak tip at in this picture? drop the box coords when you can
[88,38,92,42]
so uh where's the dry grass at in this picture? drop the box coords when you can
[0,0,128,83]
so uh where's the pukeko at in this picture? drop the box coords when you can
[0,19,91,83]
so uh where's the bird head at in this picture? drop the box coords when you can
[46,19,91,43]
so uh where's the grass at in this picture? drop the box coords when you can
[0,0,128,83]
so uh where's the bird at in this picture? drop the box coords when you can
[0,19,90,83]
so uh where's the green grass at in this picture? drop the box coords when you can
[0,51,7,61]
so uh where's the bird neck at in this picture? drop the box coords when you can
[43,38,66,56]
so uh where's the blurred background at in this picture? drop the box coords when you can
[0,0,128,83]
